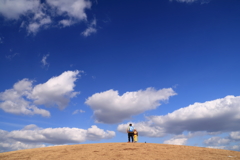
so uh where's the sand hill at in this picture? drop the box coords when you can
[0,143,239,160]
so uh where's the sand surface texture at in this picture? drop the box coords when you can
[0,143,240,160]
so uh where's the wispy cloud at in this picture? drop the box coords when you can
[0,36,3,43]
[169,0,211,3]
[0,122,25,128]
[6,53,19,60]
[41,54,50,68]
[170,0,197,3]
[73,109,85,114]
[81,18,97,37]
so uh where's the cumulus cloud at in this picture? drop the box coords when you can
[164,137,188,145]
[162,132,211,146]
[204,137,231,146]
[207,144,240,151]
[22,124,40,130]
[230,132,240,141]
[116,95,240,151]
[31,70,81,109]
[117,122,166,137]
[0,0,92,35]
[85,88,177,124]
[207,146,227,150]
[118,95,240,138]
[0,141,46,153]
[0,70,81,116]
[0,129,45,153]
[0,125,115,152]
[86,125,115,141]
[8,125,114,144]
[228,145,240,151]
[0,79,50,117]
[149,95,240,134]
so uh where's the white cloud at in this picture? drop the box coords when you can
[206,146,227,150]
[193,128,239,151]
[230,132,240,140]
[59,19,74,27]
[0,0,92,35]
[0,141,46,153]
[80,109,85,113]
[22,124,41,130]
[27,23,40,34]
[86,88,177,124]
[0,0,40,19]
[46,0,91,20]
[0,125,115,152]
[149,95,240,134]
[228,145,240,151]
[0,79,50,117]
[162,132,209,146]
[82,27,97,37]
[118,95,240,139]
[73,110,78,114]
[86,125,115,141]
[73,109,85,114]
[204,137,231,146]
[164,137,188,145]
[41,54,50,67]
[81,18,97,37]
[0,1,51,35]
[116,95,240,151]
[31,70,81,109]
[0,70,82,116]
[0,129,46,153]
[27,16,52,35]
[207,145,240,151]
[117,122,166,137]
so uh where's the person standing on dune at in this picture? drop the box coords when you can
[133,129,138,143]
[127,123,134,143]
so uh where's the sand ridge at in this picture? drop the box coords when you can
[0,143,240,160]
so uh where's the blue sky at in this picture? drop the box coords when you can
[0,0,240,152]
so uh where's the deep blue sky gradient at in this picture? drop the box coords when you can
[0,0,240,152]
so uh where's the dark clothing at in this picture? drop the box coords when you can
[128,132,134,142]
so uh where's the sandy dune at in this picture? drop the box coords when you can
[0,143,239,160]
